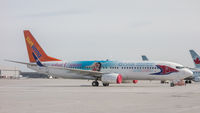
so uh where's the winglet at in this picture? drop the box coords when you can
[24,30,62,63]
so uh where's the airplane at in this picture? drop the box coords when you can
[188,50,200,82]
[7,30,193,87]
[141,51,200,83]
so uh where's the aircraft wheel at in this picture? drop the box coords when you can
[161,80,165,84]
[103,83,109,86]
[92,81,99,86]
[185,80,188,84]
[189,80,192,84]
[170,82,175,87]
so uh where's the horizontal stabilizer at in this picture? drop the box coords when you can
[5,59,37,66]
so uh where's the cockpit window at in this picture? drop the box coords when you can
[176,66,184,69]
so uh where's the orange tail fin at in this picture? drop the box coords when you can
[24,30,62,63]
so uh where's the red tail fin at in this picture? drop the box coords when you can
[24,30,61,63]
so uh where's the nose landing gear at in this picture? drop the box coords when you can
[170,82,175,87]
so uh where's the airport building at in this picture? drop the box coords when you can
[0,66,55,79]
[0,66,21,79]
[21,72,49,78]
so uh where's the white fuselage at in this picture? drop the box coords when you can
[27,60,193,81]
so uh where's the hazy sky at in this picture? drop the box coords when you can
[0,0,200,71]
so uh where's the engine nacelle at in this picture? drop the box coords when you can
[133,80,138,84]
[101,73,122,84]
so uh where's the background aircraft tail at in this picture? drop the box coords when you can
[189,50,200,68]
[24,30,61,63]
[141,55,149,61]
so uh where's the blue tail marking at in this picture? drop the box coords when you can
[32,52,44,67]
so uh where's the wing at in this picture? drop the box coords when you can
[6,60,104,78]
[47,66,104,77]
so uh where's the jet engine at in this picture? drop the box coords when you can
[133,80,138,84]
[101,73,122,84]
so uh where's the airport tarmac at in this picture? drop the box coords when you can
[0,79,200,113]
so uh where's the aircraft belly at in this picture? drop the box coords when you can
[124,72,182,81]
[126,73,154,80]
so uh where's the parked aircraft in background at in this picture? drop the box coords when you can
[141,55,149,61]
[7,30,193,87]
[190,50,200,68]
[188,50,200,82]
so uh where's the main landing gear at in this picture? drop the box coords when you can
[92,81,99,86]
[185,80,192,84]
[92,79,110,87]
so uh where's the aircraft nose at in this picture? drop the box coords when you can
[183,69,193,78]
